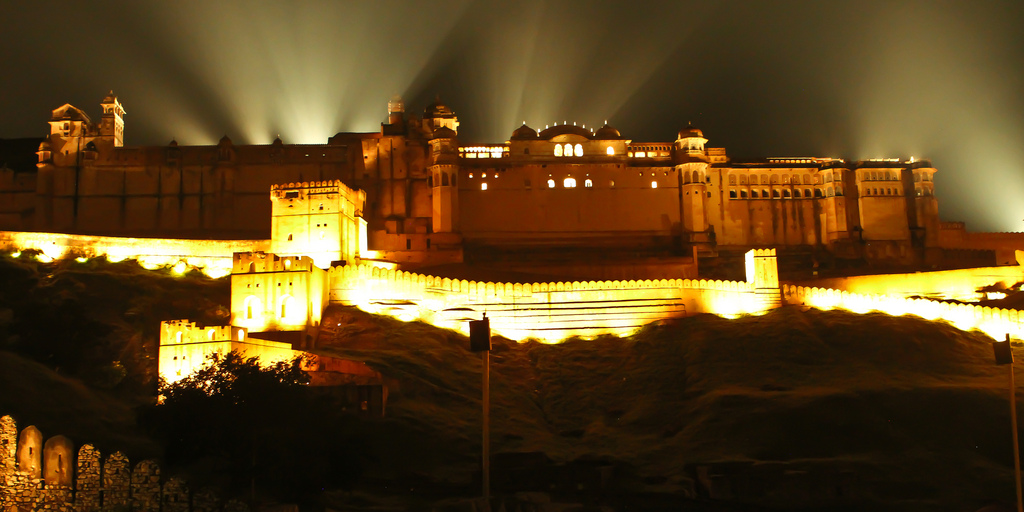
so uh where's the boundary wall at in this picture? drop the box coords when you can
[329,264,766,342]
[0,231,270,278]
[0,415,249,512]
[783,284,1024,340]
[791,264,1024,302]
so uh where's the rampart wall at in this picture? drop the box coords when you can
[328,264,770,342]
[791,264,1024,302]
[0,415,248,512]
[783,285,1024,341]
[0,231,269,278]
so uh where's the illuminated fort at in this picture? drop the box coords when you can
[3,92,1024,382]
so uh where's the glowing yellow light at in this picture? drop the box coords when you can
[172,261,188,275]
[11,252,20,258]
[481,183,488,190]
[35,253,53,263]
[75,257,88,263]
[606,146,614,156]
[651,181,658,189]
[987,292,1007,300]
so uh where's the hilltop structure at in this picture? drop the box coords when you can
[0,92,961,275]
[4,92,1024,383]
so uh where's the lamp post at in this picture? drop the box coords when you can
[469,314,492,503]
[994,333,1022,512]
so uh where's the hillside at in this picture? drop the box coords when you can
[1,251,1021,511]
[315,305,1019,511]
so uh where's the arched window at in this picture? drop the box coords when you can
[451,173,457,186]
[804,174,811,184]
[761,174,769,185]
[729,190,737,199]
[771,174,779,184]
[763,188,769,198]
[442,173,449,186]
[783,189,791,198]
[481,182,488,190]
[751,190,759,198]
[610,180,615,187]
[794,189,801,198]
[691,170,699,183]
[739,175,747,185]
[584,179,593,188]
[827,188,834,197]
[815,189,823,198]
[740,190,748,199]
[606,146,614,156]
[279,296,294,320]
[176,331,183,344]
[574,144,583,157]
[554,144,563,157]
[835,186,843,196]
[804,188,811,198]
[547,179,555,188]
[564,177,576,188]
[772,189,781,198]
[207,328,216,340]
[428,175,434,187]
[886,188,892,195]
[651,181,658,189]
[248,262,255,273]
[244,296,261,320]
[729,175,737,185]
[564,143,572,156]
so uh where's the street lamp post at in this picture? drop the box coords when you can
[995,333,1022,512]
[469,314,492,503]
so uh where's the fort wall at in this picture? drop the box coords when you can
[327,261,768,342]
[0,231,269,277]
[0,415,248,512]
[783,284,1024,341]
[792,264,1024,302]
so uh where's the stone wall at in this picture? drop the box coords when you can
[0,415,247,512]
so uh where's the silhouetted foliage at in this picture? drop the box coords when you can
[142,352,366,503]
[0,252,229,391]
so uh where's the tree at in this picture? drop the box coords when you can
[142,352,365,504]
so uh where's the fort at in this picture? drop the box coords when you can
[3,92,1024,382]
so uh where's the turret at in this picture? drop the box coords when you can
[429,126,460,233]
[99,91,125,147]
[674,125,711,243]
[423,96,459,134]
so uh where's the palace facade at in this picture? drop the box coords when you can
[1,92,942,275]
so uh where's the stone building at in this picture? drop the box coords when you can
[0,92,943,272]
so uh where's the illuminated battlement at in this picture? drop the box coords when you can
[158,319,294,383]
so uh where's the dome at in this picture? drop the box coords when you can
[510,123,538,140]
[678,125,704,140]
[537,124,593,140]
[218,134,232,146]
[271,136,283,146]
[431,126,457,140]
[594,123,622,139]
[168,139,178,147]
[424,96,455,118]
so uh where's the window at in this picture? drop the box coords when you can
[176,332,183,344]
[692,171,699,183]
[804,188,811,197]
[606,146,614,156]
[554,144,563,157]
[237,330,244,341]
[772,189,780,198]
[244,296,260,320]
[751,190,759,198]
[525,178,532,188]
[729,190,737,199]
[729,175,737,185]
[208,328,215,340]
[547,179,555,188]
[794,189,801,198]
[564,143,572,156]
[481,182,488,190]
[740,190,748,199]
[584,179,593,188]
[574,144,583,157]
[564,177,576,188]
[827,188,834,197]
[783,189,791,198]
[287,234,292,241]
[610,180,615,187]
[442,173,449,186]
[524,148,530,155]
[651,181,658,189]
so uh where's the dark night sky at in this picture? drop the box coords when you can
[2,1,1023,231]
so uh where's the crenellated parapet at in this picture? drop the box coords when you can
[0,415,247,512]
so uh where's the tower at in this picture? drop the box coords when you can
[675,126,711,249]
[430,126,460,234]
[423,96,459,133]
[98,91,125,147]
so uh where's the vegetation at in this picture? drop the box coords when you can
[142,352,366,502]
